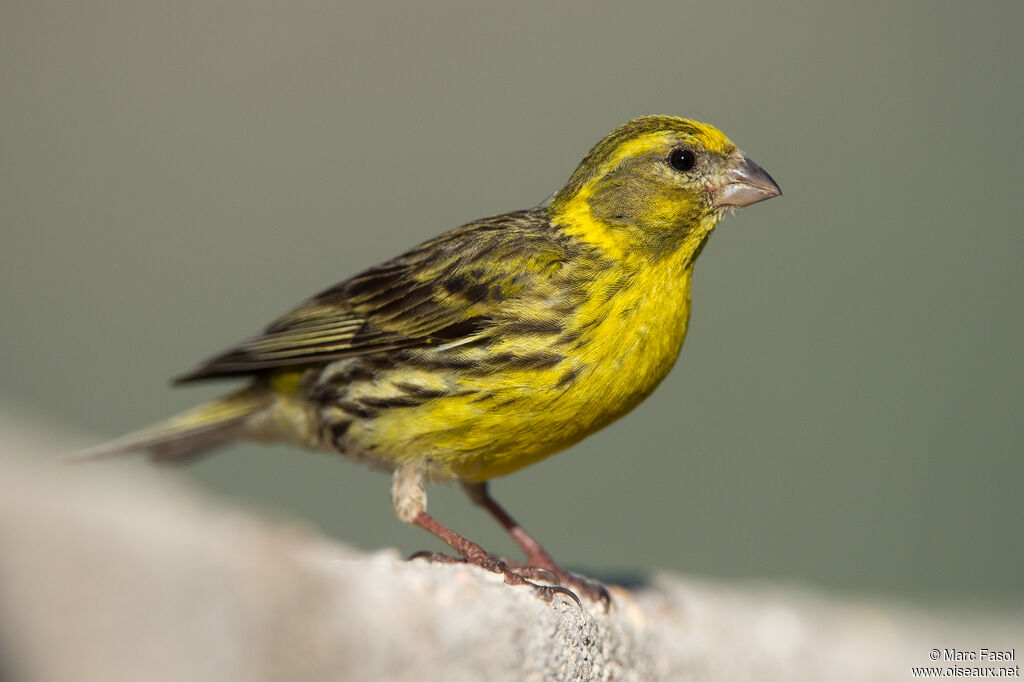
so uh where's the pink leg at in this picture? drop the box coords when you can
[462,482,610,608]
[410,509,581,607]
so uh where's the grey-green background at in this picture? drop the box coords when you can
[3,2,1021,607]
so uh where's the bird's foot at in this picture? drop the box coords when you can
[507,560,610,610]
[409,550,582,607]
[549,570,611,611]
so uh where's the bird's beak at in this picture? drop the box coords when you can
[714,151,782,208]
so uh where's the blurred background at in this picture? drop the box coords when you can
[2,1,1021,608]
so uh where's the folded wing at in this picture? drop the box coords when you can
[174,210,569,383]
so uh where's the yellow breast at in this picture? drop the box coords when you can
[563,253,694,435]
[356,245,696,482]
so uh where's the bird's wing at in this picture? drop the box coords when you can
[174,210,572,383]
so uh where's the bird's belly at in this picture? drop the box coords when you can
[328,266,694,482]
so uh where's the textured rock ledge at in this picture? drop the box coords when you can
[1,413,1020,682]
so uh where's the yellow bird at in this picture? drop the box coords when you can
[82,115,781,605]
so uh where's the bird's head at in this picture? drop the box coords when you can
[550,115,780,261]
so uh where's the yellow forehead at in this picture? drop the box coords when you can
[606,121,735,165]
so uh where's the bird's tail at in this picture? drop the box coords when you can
[71,386,275,464]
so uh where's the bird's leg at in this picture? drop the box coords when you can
[392,464,580,606]
[462,481,610,608]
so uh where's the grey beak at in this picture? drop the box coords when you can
[715,151,782,208]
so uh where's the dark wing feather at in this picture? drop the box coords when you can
[174,209,569,383]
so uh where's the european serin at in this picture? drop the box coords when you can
[82,115,781,605]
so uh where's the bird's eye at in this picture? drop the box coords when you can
[668,148,697,173]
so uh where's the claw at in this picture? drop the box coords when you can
[538,568,611,612]
[531,582,582,608]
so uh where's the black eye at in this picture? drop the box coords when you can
[668,148,696,173]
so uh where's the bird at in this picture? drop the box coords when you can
[79,115,781,606]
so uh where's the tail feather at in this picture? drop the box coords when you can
[70,387,272,464]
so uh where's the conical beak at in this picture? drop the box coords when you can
[714,151,782,208]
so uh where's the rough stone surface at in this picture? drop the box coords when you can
[1,411,1020,682]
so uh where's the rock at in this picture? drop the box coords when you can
[0,411,1019,682]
